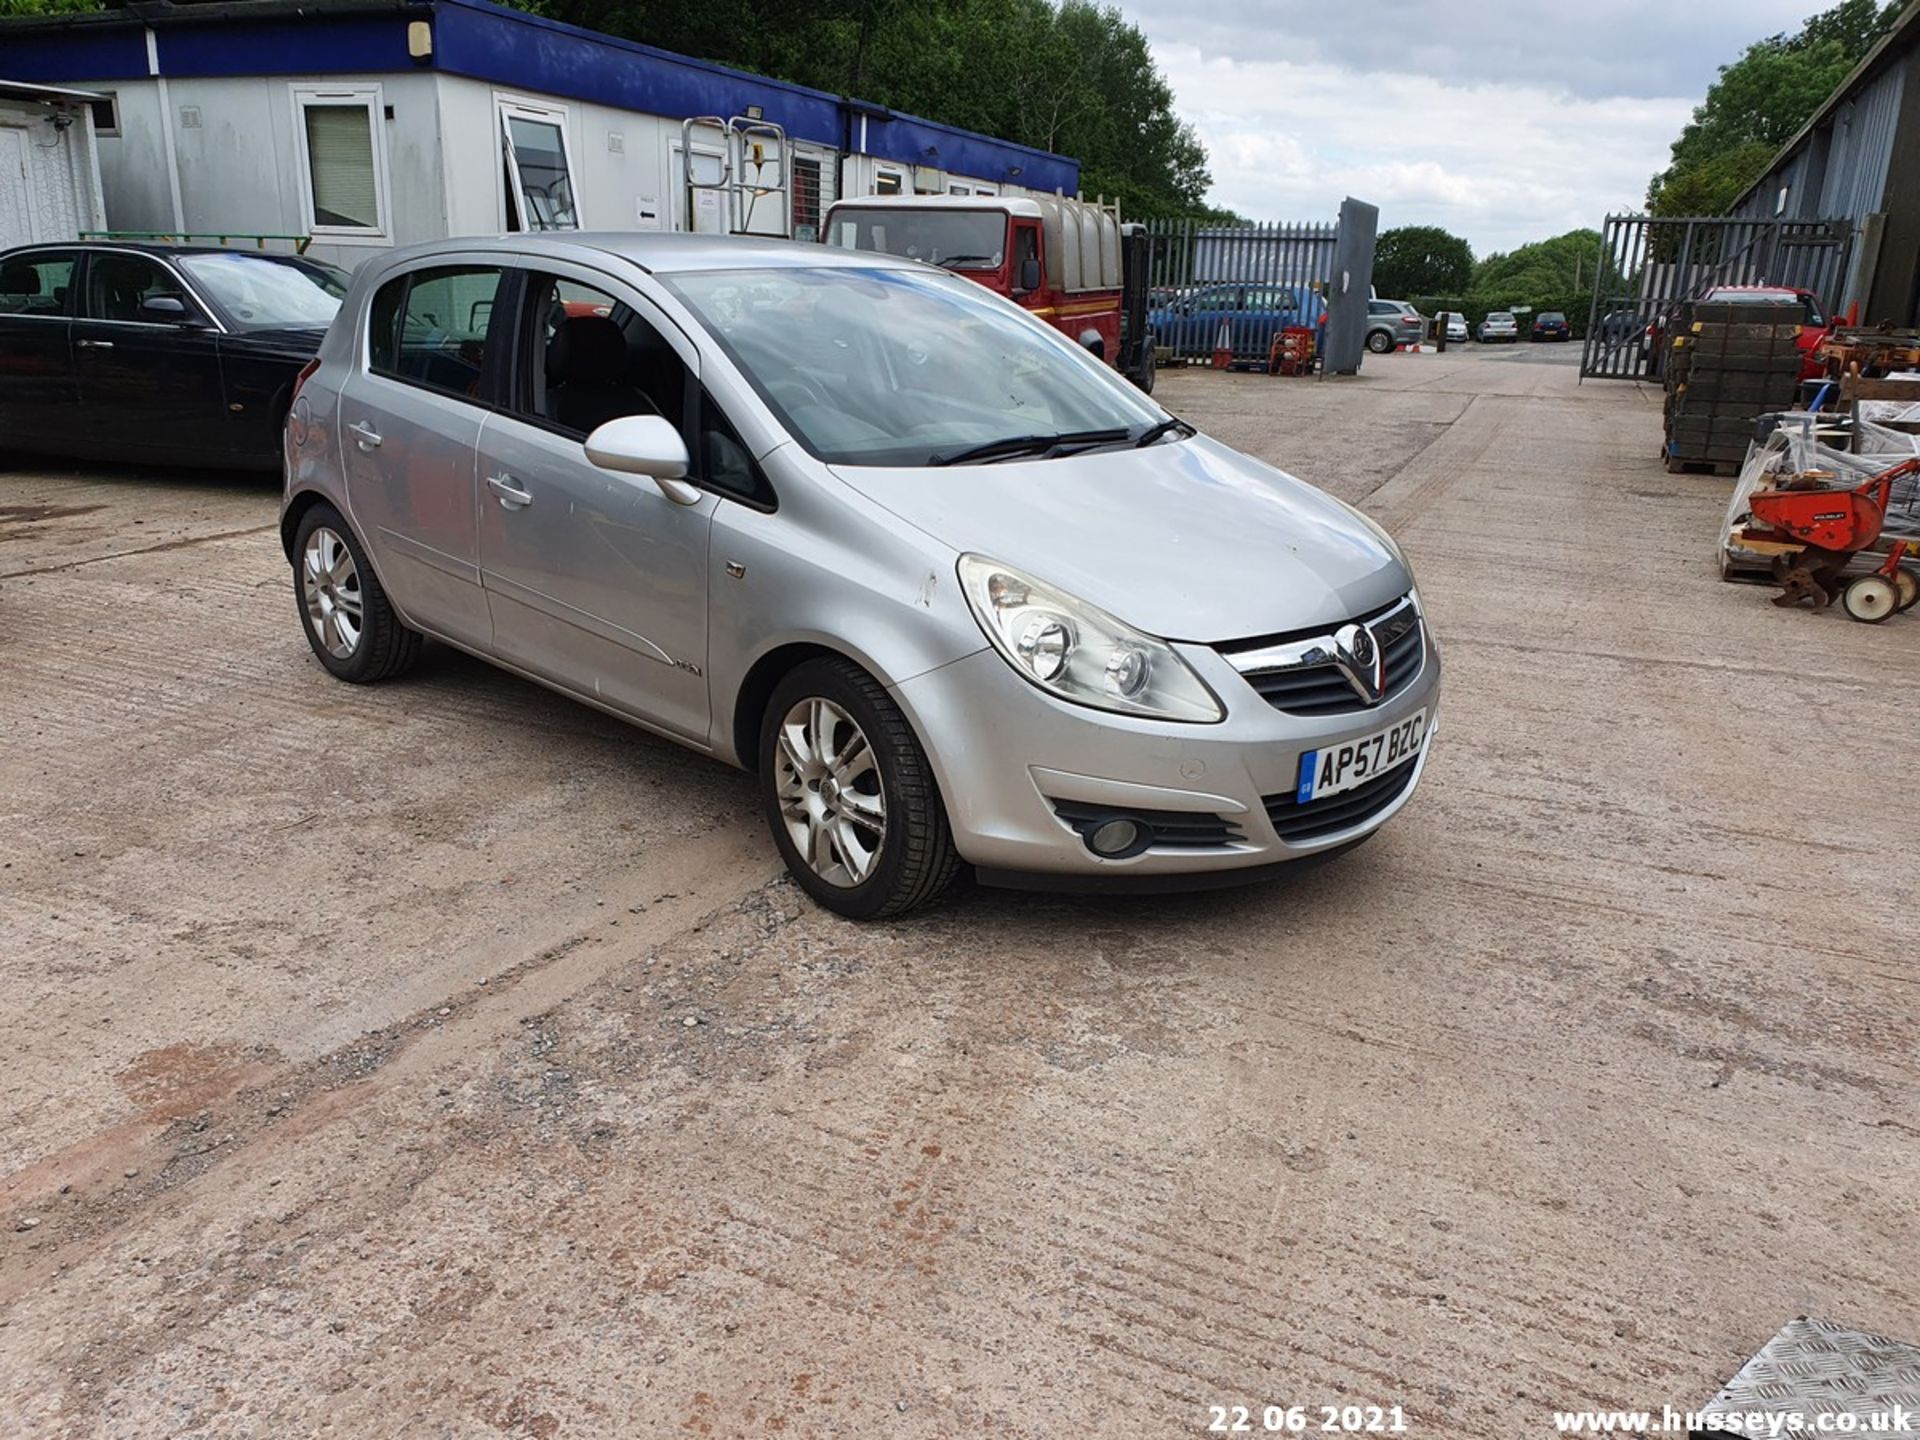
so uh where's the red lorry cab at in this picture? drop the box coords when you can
[822,193,1128,365]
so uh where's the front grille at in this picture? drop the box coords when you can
[1049,799,1244,850]
[1222,597,1424,717]
[1264,758,1419,844]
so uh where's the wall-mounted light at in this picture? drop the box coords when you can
[407,19,433,61]
[745,104,763,121]
[1006,165,1023,178]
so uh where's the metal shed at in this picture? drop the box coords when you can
[1729,0,1920,325]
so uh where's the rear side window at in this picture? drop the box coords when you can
[368,265,505,402]
[0,252,78,316]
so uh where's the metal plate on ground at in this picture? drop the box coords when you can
[1698,1317,1920,1434]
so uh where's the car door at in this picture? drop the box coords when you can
[476,265,715,743]
[0,248,81,452]
[73,250,228,463]
[336,259,508,652]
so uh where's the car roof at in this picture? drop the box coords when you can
[2,240,333,266]
[360,231,917,278]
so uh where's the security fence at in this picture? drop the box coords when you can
[1581,214,1855,380]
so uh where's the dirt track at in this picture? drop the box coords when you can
[3,349,1916,1438]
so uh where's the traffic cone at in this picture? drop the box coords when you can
[1212,318,1231,369]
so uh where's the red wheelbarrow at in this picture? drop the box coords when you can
[1745,456,1920,621]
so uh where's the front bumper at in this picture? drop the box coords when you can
[890,627,1441,879]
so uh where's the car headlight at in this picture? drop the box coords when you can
[957,555,1223,722]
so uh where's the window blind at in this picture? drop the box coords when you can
[304,104,378,229]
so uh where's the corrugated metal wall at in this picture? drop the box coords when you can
[1728,60,1905,308]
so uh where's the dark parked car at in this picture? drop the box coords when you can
[1531,310,1571,341]
[0,242,348,470]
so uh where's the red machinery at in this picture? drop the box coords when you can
[1746,456,1920,621]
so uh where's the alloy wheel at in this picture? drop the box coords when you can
[301,526,364,660]
[774,697,887,888]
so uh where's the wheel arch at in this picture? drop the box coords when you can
[280,487,335,562]
[731,641,873,774]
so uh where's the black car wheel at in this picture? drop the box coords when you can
[292,503,421,684]
[1366,329,1395,354]
[759,658,963,919]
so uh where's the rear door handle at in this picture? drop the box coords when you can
[348,420,383,450]
[487,472,533,510]
[75,339,114,350]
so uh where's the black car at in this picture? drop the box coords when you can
[0,243,348,470]
[1531,310,1571,342]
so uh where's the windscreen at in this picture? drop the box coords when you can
[825,208,1008,271]
[177,253,348,329]
[663,265,1163,467]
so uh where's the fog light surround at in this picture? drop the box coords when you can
[1086,818,1144,858]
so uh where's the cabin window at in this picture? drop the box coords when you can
[874,170,904,196]
[292,86,389,239]
[498,99,580,231]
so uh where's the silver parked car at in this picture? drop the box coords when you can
[282,234,1439,917]
[1477,311,1519,343]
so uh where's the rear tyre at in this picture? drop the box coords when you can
[1134,347,1156,394]
[759,658,963,919]
[1366,329,1394,355]
[1841,573,1897,624]
[292,503,422,683]
[1893,568,1919,612]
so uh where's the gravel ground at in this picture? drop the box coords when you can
[2,348,1915,1438]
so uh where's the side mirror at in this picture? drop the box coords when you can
[141,295,202,325]
[584,415,700,505]
[1016,257,1041,294]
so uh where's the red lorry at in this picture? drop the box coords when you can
[821,193,1156,391]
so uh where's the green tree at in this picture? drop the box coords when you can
[1648,0,1899,214]
[0,0,107,13]
[1372,225,1473,299]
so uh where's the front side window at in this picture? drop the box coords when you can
[176,253,347,330]
[0,252,79,316]
[662,265,1163,468]
[827,207,1006,271]
[294,87,386,236]
[84,253,192,324]
[519,275,684,437]
[369,265,505,401]
[500,105,579,231]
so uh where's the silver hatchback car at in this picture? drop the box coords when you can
[282,234,1439,917]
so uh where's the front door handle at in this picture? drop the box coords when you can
[348,420,383,450]
[487,472,533,510]
[75,338,114,350]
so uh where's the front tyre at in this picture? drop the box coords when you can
[292,503,421,683]
[1366,329,1394,354]
[759,658,962,919]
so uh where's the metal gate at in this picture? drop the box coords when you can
[1581,213,1854,379]
[1142,218,1339,365]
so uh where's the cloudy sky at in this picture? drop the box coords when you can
[1123,0,1821,256]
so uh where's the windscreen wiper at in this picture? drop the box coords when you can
[931,429,1133,466]
[935,255,999,269]
[1133,416,1196,447]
